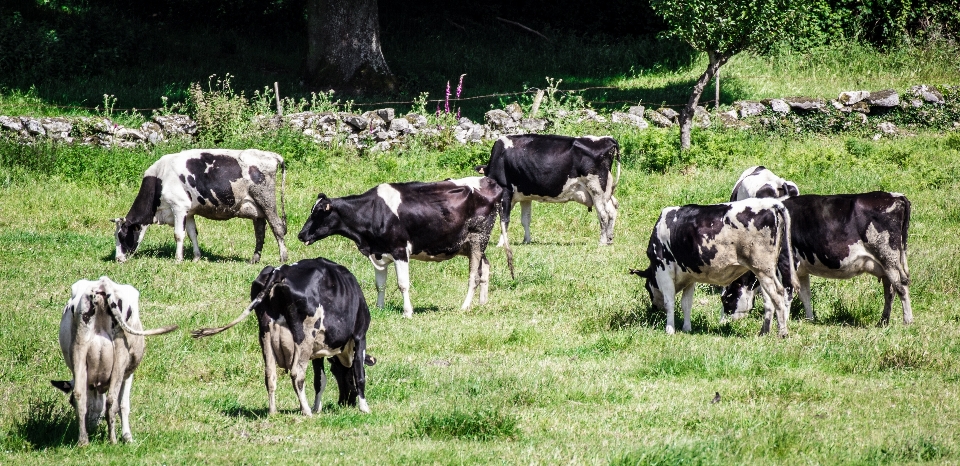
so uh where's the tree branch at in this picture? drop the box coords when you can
[496,17,550,41]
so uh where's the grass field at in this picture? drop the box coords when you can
[2,127,960,464]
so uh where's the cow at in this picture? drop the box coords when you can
[297,176,513,318]
[730,165,799,201]
[51,277,178,445]
[629,198,797,337]
[474,134,621,246]
[191,258,375,415]
[112,148,288,264]
[721,192,913,326]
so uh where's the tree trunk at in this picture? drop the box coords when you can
[679,51,729,150]
[306,0,396,94]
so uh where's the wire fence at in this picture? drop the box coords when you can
[23,83,733,114]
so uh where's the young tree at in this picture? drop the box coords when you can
[306,0,396,94]
[650,0,800,150]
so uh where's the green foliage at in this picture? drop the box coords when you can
[650,0,802,56]
[186,74,252,144]
[408,408,519,441]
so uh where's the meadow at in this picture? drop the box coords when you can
[2,123,960,464]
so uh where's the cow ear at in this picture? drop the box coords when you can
[474,165,486,175]
[51,380,74,393]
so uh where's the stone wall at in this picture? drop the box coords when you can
[0,85,955,151]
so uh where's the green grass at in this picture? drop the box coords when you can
[2,127,960,463]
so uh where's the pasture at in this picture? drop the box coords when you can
[2,129,960,464]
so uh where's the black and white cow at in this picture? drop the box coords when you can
[730,166,799,201]
[113,148,288,263]
[630,198,797,337]
[721,192,913,326]
[297,176,512,318]
[475,134,620,246]
[192,258,374,415]
[52,277,178,445]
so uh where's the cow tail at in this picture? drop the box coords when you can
[105,298,178,337]
[900,195,911,285]
[498,198,516,279]
[613,143,622,189]
[191,270,278,338]
[280,160,288,234]
[776,202,798,293]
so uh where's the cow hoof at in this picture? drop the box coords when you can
[778,331,788,338]
[682,325,692,333]
[115,256,127,263]
[665,326,675,335]
[358,399,371,414]
[122,433,133,443]
[192,257,201,263]
[249,255,261,265]
[402,310,413,319]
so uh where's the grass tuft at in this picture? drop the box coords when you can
[408,407,519,441]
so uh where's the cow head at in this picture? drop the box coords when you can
[298,193,339,245]
[51,379,106,434]
[720,273,759,320]
[629,267,665,311]
[782,181,800,198]
[111,218,147,262]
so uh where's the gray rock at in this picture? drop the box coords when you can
[374,130,393,142]
[0,116,24,132]
[458,117,474,130]
[657,107,680,121]
[361,111,386,130]
[719,112,748,128]
[376,108,396,123]
[485,109,515,130]
[855,113,868,125]
[611,112,649,129]
[115,127,145,142]
[735,101,765,118]
[389,117,412,134]
[830,100,845,110]
[577,109,606,123]
[910,99,924,108]
[339,113,369,132]
[783,97,825,111]
[720,110,739,120]
[909,85,944,104]
[877,121,898,135]
[645,109,674,127]
[764,99,791,114]
[628,105,646,117]
[520,118,547,132]
[868,89,900,107]
[693,106,711,128]
[153,114,197,136]
[404,113,428,129]
[850,101,870,114]
[285,112,316,130]
[838,91,870,105]
[21,117,45,136]
[504,102,524,121]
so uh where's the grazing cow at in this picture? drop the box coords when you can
[298,176,512,318]
[475,134,621,246]
[721,192,913,325]
[51,277,178,445]
[192,258,375,415]
[113,148,288,264]
[629,198,797,336]
[730,166,799,201]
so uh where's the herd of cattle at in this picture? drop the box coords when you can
[50,134,913,445]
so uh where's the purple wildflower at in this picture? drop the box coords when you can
[445,80,451,114]
[456,74,466,99]
[457,107,461,119]
[436,102,441,118]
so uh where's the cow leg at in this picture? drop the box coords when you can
[72,358,90,446]
[395,260,413,318]
[289,358,313,416]
[119,374,133,443]
[900,284,914,325]
[251,218,266,264]
[658,276,678,335]
[105,347,130,444]
[263,209,289,263]
[173,213,187,262]
[369,255,391,309]
[461,247,482,310]
[798,273,815,321]
[584,176,613,246]
[478,254,491,305]
[311,358,327,413]
[879,276,895,326]
[680,284,695,333]
[757,275,789,337]
[497,191,515,247]
[353,341,371,414]
[185,215,201,262]
[519,200,533,244]
[260,334,278,415]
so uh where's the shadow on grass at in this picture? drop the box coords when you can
[220,404,297,420]
[4,397,77,451]
[101,244,251,263]
[819,297,873,328]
